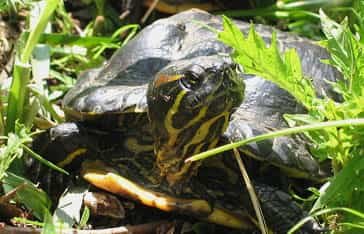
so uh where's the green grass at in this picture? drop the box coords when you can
[0,0,140,231]
[218,0,355,39]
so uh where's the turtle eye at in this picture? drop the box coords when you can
[179,71,202,90]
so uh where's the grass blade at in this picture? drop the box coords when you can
[6,63,31,134]
[186,118,364,162]
[21,0,60,63]
[6,0,60,134]
[22,144,68,175]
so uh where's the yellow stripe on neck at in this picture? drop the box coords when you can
[57,148,87,167]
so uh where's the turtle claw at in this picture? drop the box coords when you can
[81,160,254,229]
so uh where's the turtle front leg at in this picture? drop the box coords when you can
[81,160,254,230]
[28,122,101,199]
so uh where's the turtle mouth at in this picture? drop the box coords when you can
[147,56,244,186]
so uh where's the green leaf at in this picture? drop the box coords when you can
[0,134,22,180]
[23,32,114,47]
[29,85,64,124]
[312,154,364,211]
[288,207,364,234]
[79,206,90,229]
[6,0,61,134]
[6,63,31,134]
[21,0,61,63]
[218,15,316,109]
[319,9,364,98]
[353,0,364,38]
[0,123,34,179]
[42,209,56,234]
[12,217,44,227]
[1,122,68,177]
[218,15,246,51]
[3,172,52,221]
[214,11,364,231]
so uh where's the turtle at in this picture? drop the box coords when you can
[30,9,340,233]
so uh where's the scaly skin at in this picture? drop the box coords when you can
[147,56,244,186]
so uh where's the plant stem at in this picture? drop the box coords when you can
[21,0,60,64]
[22,144,68,175]
[288,207,364,234]
[233,148,268,234]
[186,118,364,162]
[279,0,334,10]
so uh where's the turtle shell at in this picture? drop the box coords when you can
[63,9,230,125]
[63,9,341,178]
[64,8,338,121]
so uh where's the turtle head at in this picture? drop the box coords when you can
[147,55,244,186]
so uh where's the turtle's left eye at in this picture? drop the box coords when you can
[179,71,202,90]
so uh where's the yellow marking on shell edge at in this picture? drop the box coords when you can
[240,149,320,181]
[81,161,212,215]
[125,137,154,154]
[57,148,87,167]
[82,161,253,229]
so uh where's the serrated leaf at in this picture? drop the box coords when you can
[218,16,316,109]
[218,15,245,52]
[320,9,364,98]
